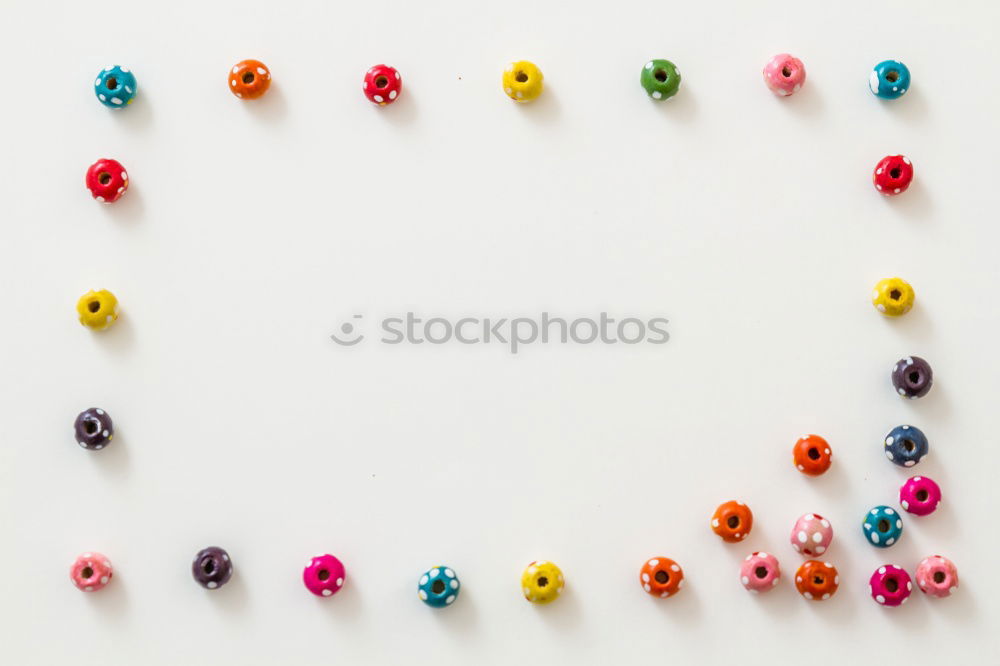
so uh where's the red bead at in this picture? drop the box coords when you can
[363,64,402,105]
[792,434,832,476]
[86,158,129,203]
[873,155,913,196]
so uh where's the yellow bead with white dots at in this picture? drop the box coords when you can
[521,560,563,604]
[77,289,120,330]
[872,277,915,316]
[502,61,544,102]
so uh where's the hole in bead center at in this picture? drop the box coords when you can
[317,569,330,581]
[885,577,899,593]
[781,66,792,77]
[375,76,388,89]
[877,519,890,533]
[81,566,94,579]
[106,77,118,90]
[933,571,945,584]
[902,439,915,452]
[813,575,824,585]
[886,70,899,83]
[755,566,768,579]
[432,579,446,594]
[537,576,549,588]
[916,489,929,502]
[202,559,216,575]
[890,167,902,179]
[807,447,820,460]
[87,300,101,313]
[655,570,669,584]
[84,419,98,434]
[908,371,922,384]
[515,70,528,83]
[890,289,901,300]
[242,72,255,84]
[654,69,668,83]
[726,516,740,529]
[98,172,111,185]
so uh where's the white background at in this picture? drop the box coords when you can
[1,0,998,663]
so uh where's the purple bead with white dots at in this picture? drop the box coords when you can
[892,356,933,399]
[74,407,113,450]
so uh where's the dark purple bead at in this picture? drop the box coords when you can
[892,356,933,399]
[74,408,114,450]
[192,547,233,590]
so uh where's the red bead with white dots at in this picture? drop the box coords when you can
[86,158,129,203]
[873,155,913,196]
[363,64,402,105]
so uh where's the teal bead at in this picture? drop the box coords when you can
[417,566,460,608]
[869,60,910,99]
[640,59,681,100]
[862,505,903,547]
[94,65,137,108]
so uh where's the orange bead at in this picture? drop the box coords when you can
[794,560,839,601]
[639,557,684,598]
[710,500,753,543]
[792,434,832,476]
[229,60,271,100]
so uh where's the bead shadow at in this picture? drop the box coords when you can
[429,582,479,634]
[882,177,933,222]
[650,84,697,124]
[110,92,154,132]
[316,574,362,623]
[649,579,702,624]
[772,78,825,120]
[91,312,136,354]
[875,85,928,124]
[100,184,145,225]
[376,86,418,126]
[239,82,288,123]
[204,567,250,614]
[532,584,582,631]
[88,426,131,480]
[84,569,130,621]
[515,84,561,123]
[798,455,853,499]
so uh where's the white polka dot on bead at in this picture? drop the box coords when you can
[670,564,680,572]
[417,589,426,600]
[389,90,397,100]
[336,577,343,587]
[323,589,333,597]
[876,594,886,604]
[420,575,428,585]
[797,531,807,544]
[445,595,455,604]
[207,581,218,589]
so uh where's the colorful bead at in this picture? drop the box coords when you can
[790,513,833,557]
[70,552,113,591]
[229,60,271,99]
[740,552,780,593]
[892,356,933,399]
[640,59,681,100]
[869,60,910,99]
[86,158,129,203]
[521,560,563,604]
[418,566,460,607]
[74,407,113,450]
[873,155,913,195]
[363,64,402,105]
[710,500,753,543]
[869,564,912,606]
[502,61,543,103]
[884,424,929,467]
[303,554,345,597]
[76,289,120,331]
[639,557,684,598]
[94,65,137,108]
[792,434,832,476]
[915,555,958,598]
[872,277,915,316]
[863,505,903,547]
[794,560,839,601]
[762,54,805,97]
[192,546,233,590]
[899,476,941,516]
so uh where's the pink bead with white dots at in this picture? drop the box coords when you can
[790,513,833,557]
[303,554,346,597]
[869,564,912,607]
[763,54,806,97]
[899,476,942,516]
[916,555,958,598]
[740,551,780,593]
[70,552,113,592]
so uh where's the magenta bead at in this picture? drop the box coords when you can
[790,513,833,557]
[763,53,806,96]
[869,564,912,607]
[70,552,113,592]
[899,476,941,516]
[303,554,346,597]
[740,551,781,593]
[916,555,959,598]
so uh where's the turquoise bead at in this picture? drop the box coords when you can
[94,65,137,108]
[417,566,460,608]
[862,505,903,547]
[869,60,910,99]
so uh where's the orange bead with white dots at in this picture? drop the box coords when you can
[639,557,684,598]
[792,434,832,476]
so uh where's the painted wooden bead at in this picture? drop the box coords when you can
[892,356,933,399]
[792,434,832,476]
[521,560,563,603]
[794,560,839,601]
[884,424,929,467]
[229,60,271,99]
[869,564,912,606]
[762,53,805,96]
[192,546,233,590]
[502,61,543,102]
[76,289,120,331]
[872,277,915,316]
[790,513,833,557]
[863,505,903,547]
[74,407,113,450]
[363,64,402,105]
[86,158,129,203]
[418,566,460,607]
[303,554,345,597]
[916,555,958,598]
[740,552,780,593]
[639,557,684,598]
[873,155,913,195]
[70,552,113,591]
[711,500,753,543]
[899,476,941,516]
[94,65,137,108]
[640,59,681,100]
[870,60,910,99]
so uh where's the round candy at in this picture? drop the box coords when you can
[94,65,137,108]
[740,552,780,593]
[869,60,910,99]
[639,557,684,598]
[303,554,345,597]
[70,552,113,592]
[502,61,543,102]
[710,500,753,543]
[640,59,681,100]
[418,566,460,607]
[794,560,839,601]
[884,425,929,467]
[363,64,402,105]
[86,158,129,203]
[916,555,958,598]
[763,53,805,96]
[790,513,833,557]
[872,277,915,316]
[873,155,913,196]
[899,475,941,516]
[792,434,832,476]
[192,546,233,590]
[869,564,912,606]
[521,560,563,604]
[77,289,120,331]
[229,60,271,99]
[74,407,113,450]
[863,505,903,548]
[892,356,933,399]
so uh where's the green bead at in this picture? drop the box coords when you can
[640,59,681,100]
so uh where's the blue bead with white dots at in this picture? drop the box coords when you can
[94,65,137,108]
[884,424,928,468]
[863,505,903,548]
[417,566,460,608]
[869,60,910,99]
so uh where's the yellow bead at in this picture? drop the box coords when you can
[872,277,915,316]
[521,560,563,603]
[77,289,120,330]
[502,61,543,102]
